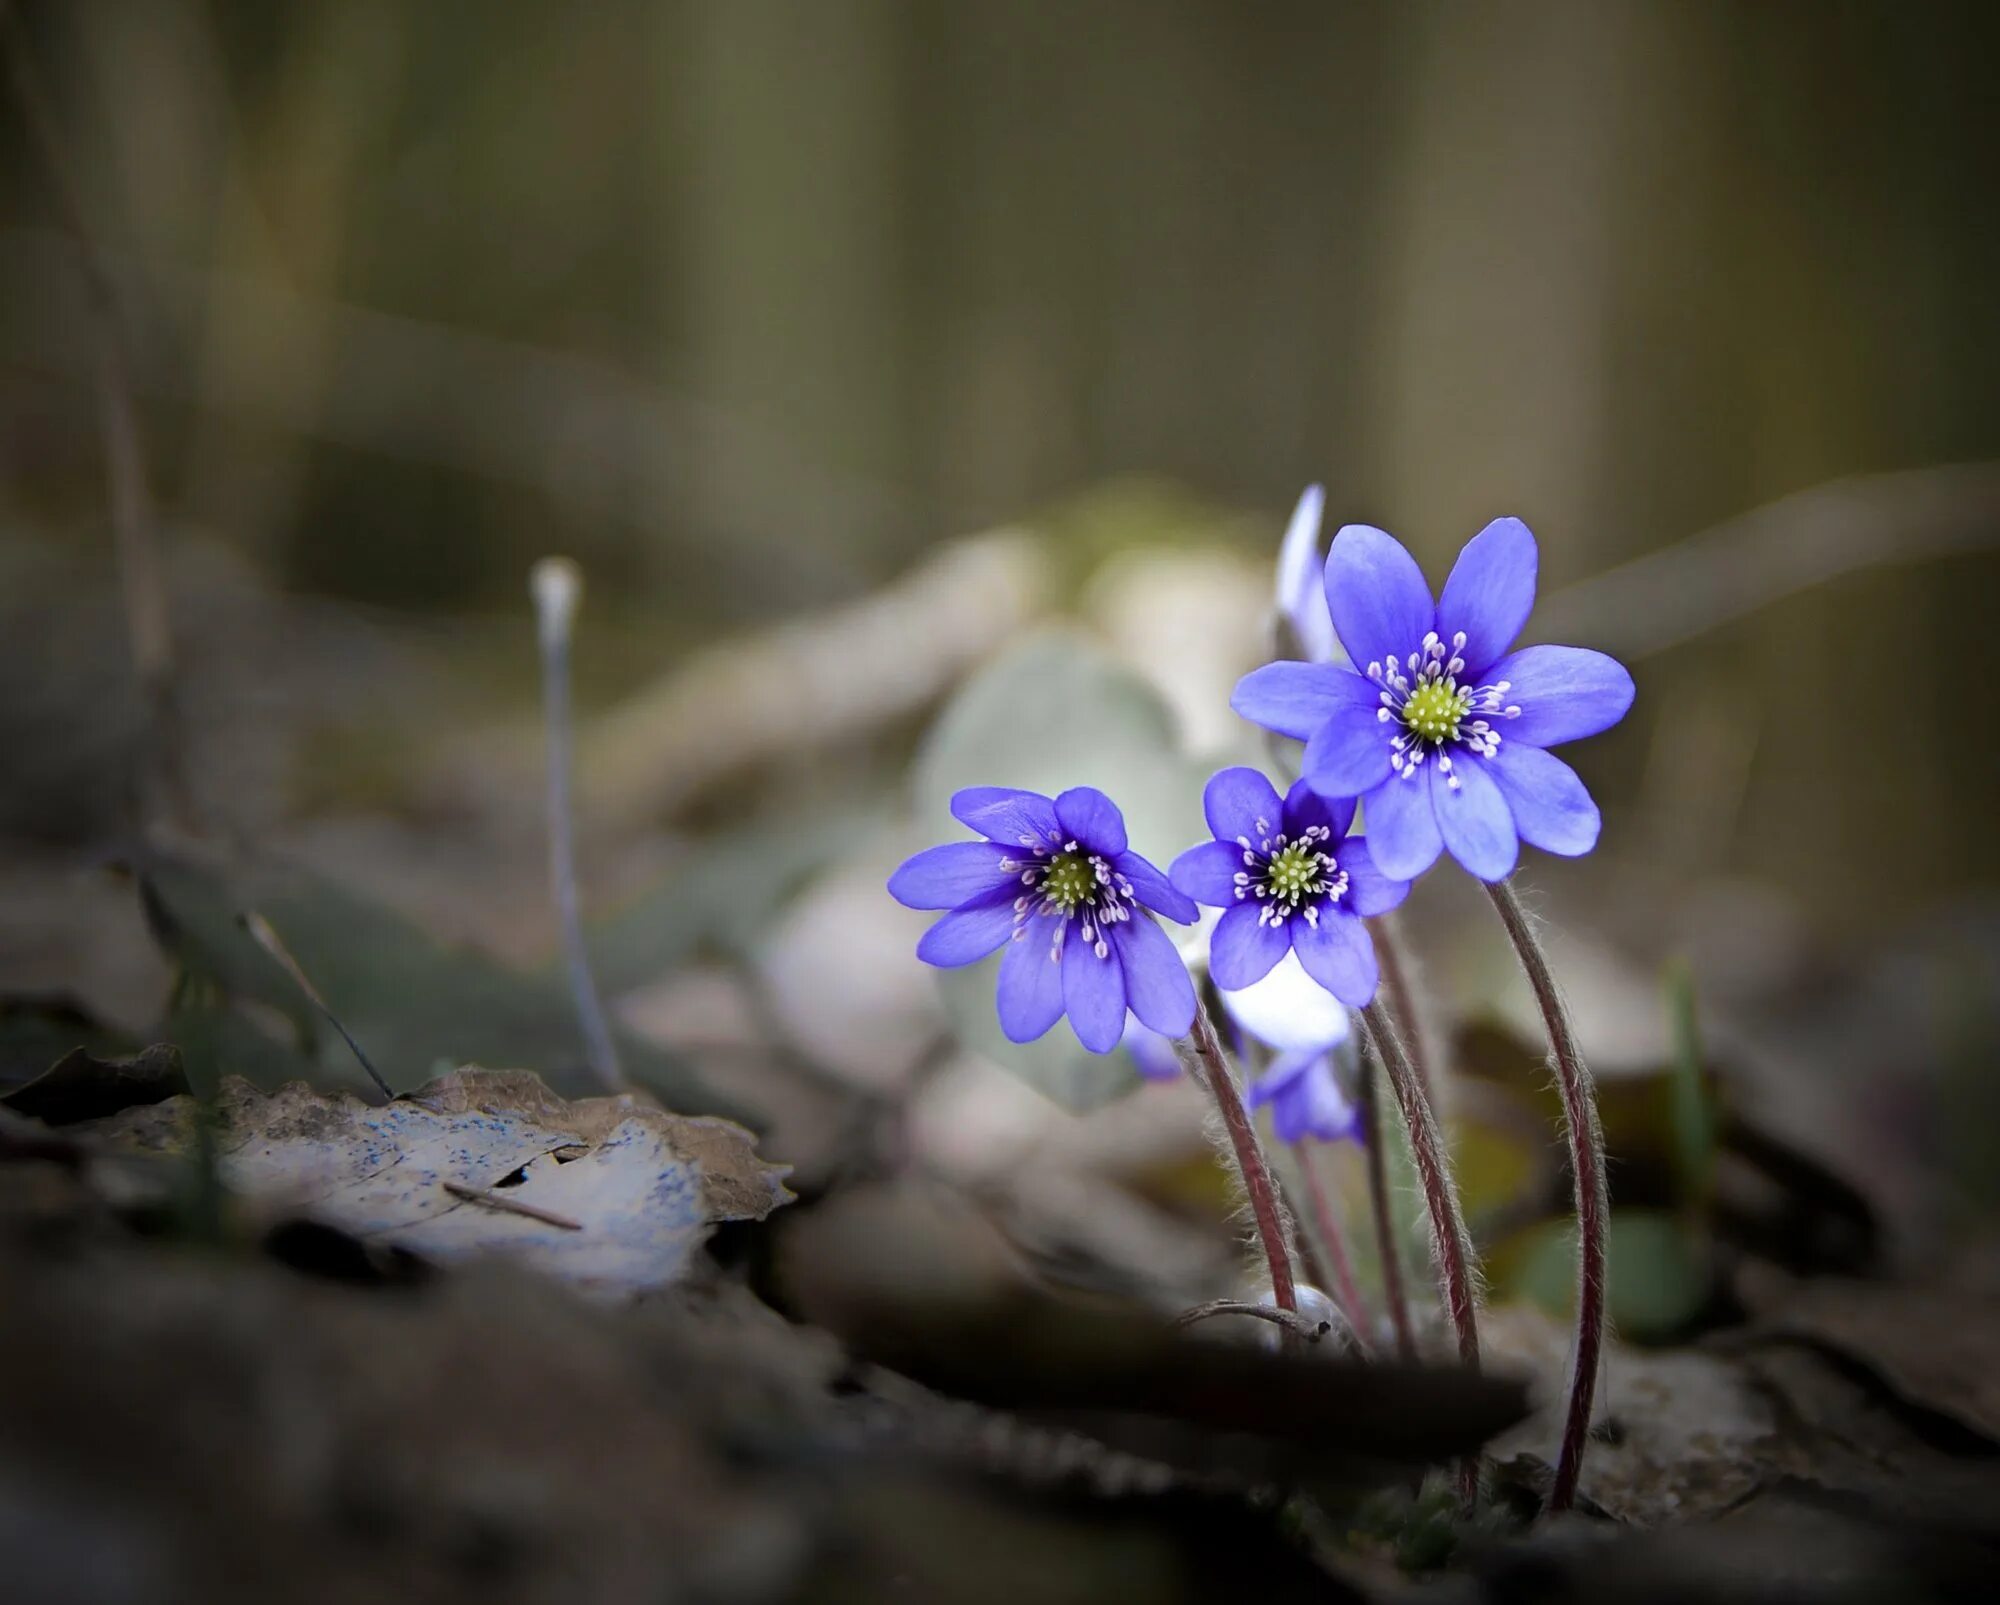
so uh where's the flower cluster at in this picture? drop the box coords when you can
[892,499,1632,1058]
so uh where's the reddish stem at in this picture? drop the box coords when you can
[1370,912,1437,1111]
[1360,999,1481,1506]
[1357,1041,1417,1361]
[1185,1003,1298,1314]
[1485,878,1607,1516]
[1293,1141,1375,1353]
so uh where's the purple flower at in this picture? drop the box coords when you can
[1232,516,1634,882]
[1274,484,1338,663]
[1247,1048,1364,1145]
[1121,1018,1184,1082]
[1169,767,1410,1007]
[890,786,1200,1054]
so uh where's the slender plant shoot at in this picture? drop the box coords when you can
[240,911,394,1101]
[533,557,625,1092]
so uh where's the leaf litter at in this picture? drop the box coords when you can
[81,1068,792,1296]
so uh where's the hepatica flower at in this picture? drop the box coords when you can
[889,786,1199,1053]
[1274,483,1337,663]
[1223,951,1363,1146]
[1170,767,1409,1006]
[1234,517,1634,882]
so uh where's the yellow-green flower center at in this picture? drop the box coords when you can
[1401,678,1472,744]
[1264,841,1325,908]
[1039,851,1097,913]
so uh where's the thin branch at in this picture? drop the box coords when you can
[1538,461,2000,660]
[441,1180,582,1231]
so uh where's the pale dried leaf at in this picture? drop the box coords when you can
[90,1069,792,1295]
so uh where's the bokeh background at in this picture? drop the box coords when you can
[4,1,2000,1302]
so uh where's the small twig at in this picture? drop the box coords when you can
[441,1179,582,1231]
[1179,1003,1301,1319]
[1357,1034,1417,1361]
[532,558,625,1092]
[1485,878,1607,1515]
[2,4,180,830]
[1293,1141,1376,1355]
[1175,1299,1328,1342]
[239,911,394,1101]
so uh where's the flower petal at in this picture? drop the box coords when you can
[1436,517,1538,676]
[1115,851,1198,924]
[1061,927,1127,1053]
[1121,1018,1183,1082]
[1230,661,1375,742]
[916,899,1019,967]
[1281,778,1356,843]
[1430,756,1519,882]
[1324,524,1434,674]
[1486,741,1601,857]
[1331,834,1410,918]
[1360,775,1443,881]
[1291,909,1380,1006]
[1202,766,1286,845]
[1302,703,1394,799]
[1169,839,1245,907]
[1112,914,1197,1038]
[1297,1058,1363,1144]
[1275,485,1338,663]
[887,841,1018,910]
[1485,645,1635,749]
[996,914,1065,1042]
[951,787,1061,849]
[1220,949,1350,1053]
[1208,902,1290,990]
[1247,1048,1315,1109]
[1054,786,1128,856]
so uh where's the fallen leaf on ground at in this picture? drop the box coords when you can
[83,1069,791,1295]
[2,1043,189,1125]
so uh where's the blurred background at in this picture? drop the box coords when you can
[4,0,2000,1342]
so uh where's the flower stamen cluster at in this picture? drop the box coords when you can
[1369,629,1519,789]
[1232,819,1347,930]
[1005,839,1135,959]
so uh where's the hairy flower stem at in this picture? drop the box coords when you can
[1357,1043,1417,1361]
[1293,1142,1374,1353]
[533,559,624,1092]
[1484,878,1607,1516]
[1183,1004,1299,1317]
[1369,912,1438,1111]
[1359,1000,1481,1504]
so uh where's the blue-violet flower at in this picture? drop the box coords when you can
[1170,767,1410,1006]
[890,786,1200,1053]
[1233,516,1635,882]
[1274,484,1337,664]
[1222,950,1363,1146]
